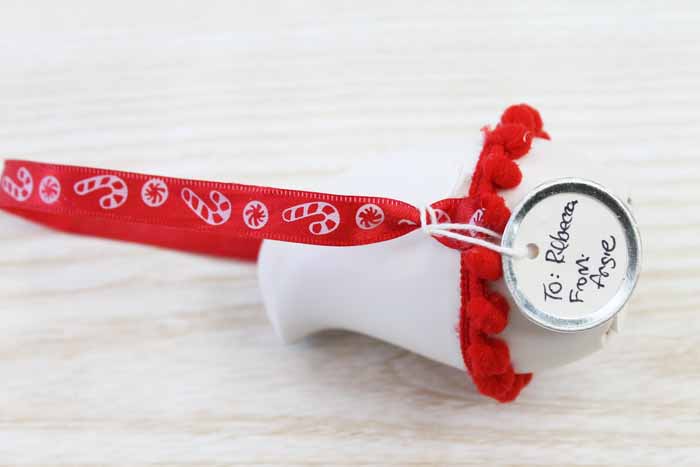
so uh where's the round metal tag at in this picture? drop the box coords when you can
[501,178,642,332]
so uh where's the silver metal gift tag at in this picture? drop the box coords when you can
[501,178,642,333]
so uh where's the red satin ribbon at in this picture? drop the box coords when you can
[0,159,466,260]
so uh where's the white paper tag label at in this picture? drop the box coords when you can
[501,179,641,332]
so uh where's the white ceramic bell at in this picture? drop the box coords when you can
[258,137,632,374]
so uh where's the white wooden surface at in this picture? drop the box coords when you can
[1,2,699,465]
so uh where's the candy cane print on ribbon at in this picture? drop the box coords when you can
[467,208,485,237]
[74,175,128,209]
[1,166,33,202]
[432,209,451,224]
[283,202,340,235]
[398,207,451,227]
[181,188,232,226]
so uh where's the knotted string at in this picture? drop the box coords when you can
[420,205,529,258]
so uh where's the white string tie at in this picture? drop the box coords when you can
[420,206,529,259]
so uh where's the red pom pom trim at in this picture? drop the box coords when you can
[458,103,548,402]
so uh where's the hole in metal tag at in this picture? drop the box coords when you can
[501,178,642,333]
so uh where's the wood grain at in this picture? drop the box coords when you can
[1,1,699,465]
